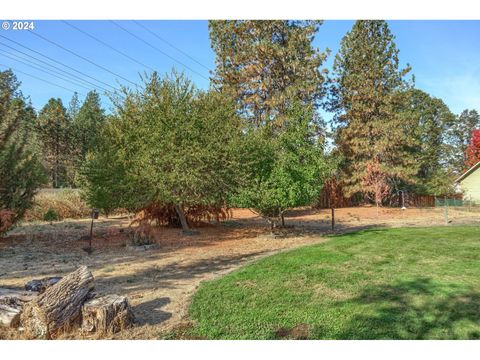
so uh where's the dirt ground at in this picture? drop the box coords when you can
[0,206,479,339]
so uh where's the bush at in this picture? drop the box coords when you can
[24,189,91,221]
[43,208,60,222]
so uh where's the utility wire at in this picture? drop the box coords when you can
[0,49,97,92]
[28,30,138,87]
[0,63,85,95]
[0,40,117,96]
[0,34,119,92]
[62,21,156,73]
[133,20,211,71]
[110,21,210,81]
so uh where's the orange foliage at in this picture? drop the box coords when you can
[0,209,16,234]
[133,203,232,228]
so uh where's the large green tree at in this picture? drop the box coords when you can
[328,20,416,197]
[0,70,46,233]
[209,20,328,128]
[36,98,72,188]
[400,89,456,195]
[83,71,244,231]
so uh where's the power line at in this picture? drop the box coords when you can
[0,63,85,96]
[62,21,156,73]
[0,49,96,92]
[133,20,211,71]
[0,34,119,92]
[28,30,138,87]
[110,21,210,81]
[0,40,116,96]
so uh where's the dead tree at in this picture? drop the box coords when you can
[21,266,94,339]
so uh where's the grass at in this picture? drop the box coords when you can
[185,226,480,339]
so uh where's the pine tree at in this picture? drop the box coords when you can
[67,92,80,120]
[73,91,105,160]
[36,98,72,188]
[400,89,456,195]
[0,70,46,233]
[209,20,328,128]
[328,20,416,197]
[446,109,480,173]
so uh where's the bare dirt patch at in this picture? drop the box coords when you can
[1,206,478,339]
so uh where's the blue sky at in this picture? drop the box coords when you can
[0,20,479,116]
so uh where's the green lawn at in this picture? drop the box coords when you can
[186,226,480,339]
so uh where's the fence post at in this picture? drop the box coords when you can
[331,207,335,231]
[444,196,448,224]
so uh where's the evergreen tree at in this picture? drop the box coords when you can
[73,91,105,160]
[67,92,80,121]
[209,20,328,128]
[36,98,72,188]
[446,109,480,173]
[400,89,456,195]
[328,20,415,197]
[0,70,46,233]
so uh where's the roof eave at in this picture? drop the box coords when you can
[455,161,480,183]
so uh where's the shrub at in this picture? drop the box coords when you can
[24,189,90,221]
[43,208,60,222]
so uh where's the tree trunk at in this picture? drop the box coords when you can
[280,213,285,227]
[0,288,38,328]
[81,294,134,335]
[174,204,198,235]
[21,266,94,339]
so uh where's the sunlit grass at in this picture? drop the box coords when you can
[186,226,480,339]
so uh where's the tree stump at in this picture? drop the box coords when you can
[81,294,134,335]
[25,277,62,293]
[21,266,94,339]
[0,288,38,328]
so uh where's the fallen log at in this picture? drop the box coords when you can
[21,266,94,339]
[81,294,134,335]
[25,277,62,293]
[0,288,38,303]
[0,288,38,328]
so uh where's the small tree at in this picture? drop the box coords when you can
[234,103,328,229]
[465,129,480,169]
[0,70,46,234]
[362,158,390,214]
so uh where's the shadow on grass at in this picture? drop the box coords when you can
[332,278,480,339]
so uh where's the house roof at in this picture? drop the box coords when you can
[455,161,480,183]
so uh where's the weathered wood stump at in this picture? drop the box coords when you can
[21,266,94,339]
[0,288,38,328]
[25,277,62,293]
[81,294,134,335]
